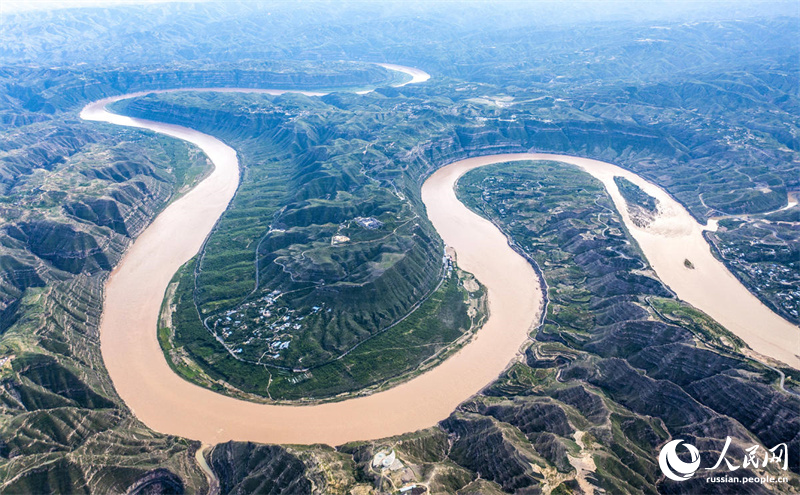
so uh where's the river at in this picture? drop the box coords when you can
[81,66,798,446]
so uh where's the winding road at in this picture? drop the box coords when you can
[81,64,799,446]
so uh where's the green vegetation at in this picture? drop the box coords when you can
[0,126,213,493]
[648,296,747,352]
[707,212,800,324]
[458,161,668,343]
[1,3,799,492]
[614,176,658,210]
[613,176,659,228]
[113,90,448,374]
[449,160,800,491]
[163,257,484,401]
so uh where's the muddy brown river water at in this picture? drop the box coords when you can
[81,66,799,445]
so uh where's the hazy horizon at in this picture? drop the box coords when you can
[3,0,798,19]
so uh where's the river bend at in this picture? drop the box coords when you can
[81,65,799,445]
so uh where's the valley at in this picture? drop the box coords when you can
[1,4,799,493]
[82,78,800,449]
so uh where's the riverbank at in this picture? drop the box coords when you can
[83,75,797,445]
[83,103,544,444]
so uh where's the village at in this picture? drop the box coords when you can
[208,215,394,364]
[211,289,327,363]
[715,240,800,321]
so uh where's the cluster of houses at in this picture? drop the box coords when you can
[719,243,799,319]
[443,251,454,277]
[330,216,385,245]
[355,216,384,230]
[211,290,328,361]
